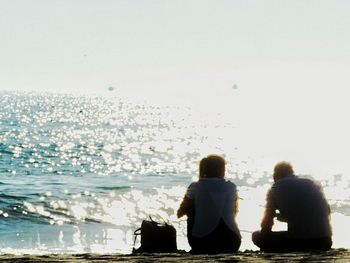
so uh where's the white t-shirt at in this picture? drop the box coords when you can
[186,178,241,238]
[267,175,332,239]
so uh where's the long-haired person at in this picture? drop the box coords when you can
[177,155,241,253]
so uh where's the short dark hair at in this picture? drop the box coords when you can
[273,161,294,181]
[203,155,226,178]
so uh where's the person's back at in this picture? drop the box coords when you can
[177,155,241,253]
[272,176,331,239]
[252,161,332,252]
[189,178,240,239]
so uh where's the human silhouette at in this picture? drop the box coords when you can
[252,161,332,252]
[177,155,241,253]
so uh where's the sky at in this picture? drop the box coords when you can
[1,0,349,97]
[1,0,350,176]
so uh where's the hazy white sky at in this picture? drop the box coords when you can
[1,0,349,97]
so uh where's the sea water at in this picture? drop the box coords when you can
[0,92,349,254]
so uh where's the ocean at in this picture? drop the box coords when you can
[0,92,349,255]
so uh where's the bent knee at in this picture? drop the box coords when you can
[252,231,262,245]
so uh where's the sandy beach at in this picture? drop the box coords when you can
[1,249,350,263]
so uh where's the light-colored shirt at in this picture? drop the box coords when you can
[186,178,241,238]
[266,175,332,239]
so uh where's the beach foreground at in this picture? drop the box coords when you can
[1,250,350,263]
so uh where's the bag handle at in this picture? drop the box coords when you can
[133,215,171,252]
[133,227,141,252]
[133,216,158,252]
[150,215,170,226]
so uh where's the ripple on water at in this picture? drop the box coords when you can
[0,92,349,253]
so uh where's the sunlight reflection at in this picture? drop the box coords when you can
[1,93,350,253]
[331,212,350,248]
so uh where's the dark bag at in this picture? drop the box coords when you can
[133,217,177,253]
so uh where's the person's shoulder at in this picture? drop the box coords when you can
[225,179,236,184]
[280,175,323,191]
[224,179,237,189]
[274,175,296,185]
[272,176,294,190]
[185,181,199,198]
[188,181,198,188]
[301,176,324,190]
[296,175,321,185]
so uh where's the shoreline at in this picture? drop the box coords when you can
[1,249,350,262]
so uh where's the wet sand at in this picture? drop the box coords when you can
[1,249,350,262]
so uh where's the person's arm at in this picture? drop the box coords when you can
[177,195,194,218]
[260,188,276,233]
[261,208,275,233]
[177,183,195,218]
[234,190,239,217]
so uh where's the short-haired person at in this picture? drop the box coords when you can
[177,155,241,253]
[252,162,332,252]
